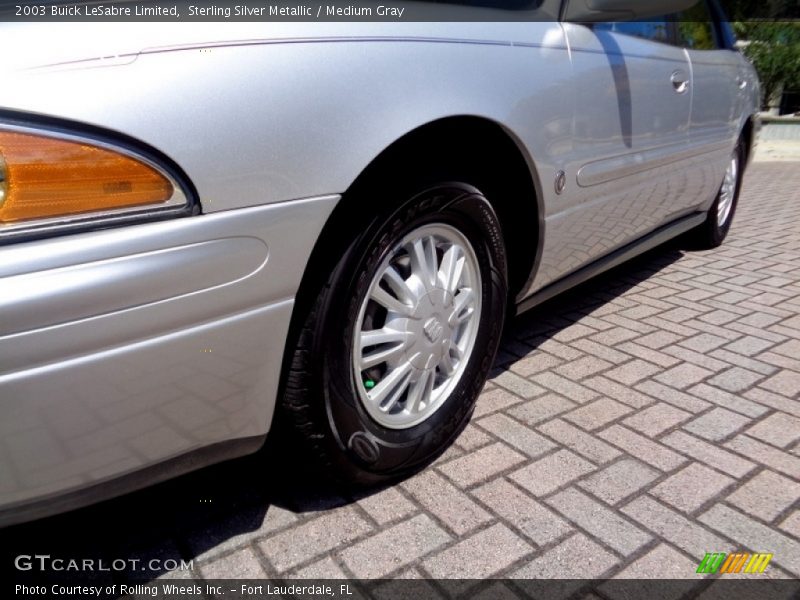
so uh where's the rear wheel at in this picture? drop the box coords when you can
[689,141,744,249]
[281,183,507,485]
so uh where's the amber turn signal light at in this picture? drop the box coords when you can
[0,130,174,224]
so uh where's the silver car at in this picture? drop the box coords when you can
[0,0,760,525]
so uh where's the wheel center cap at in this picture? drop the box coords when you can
[404,289,455,370]
[423,317,444,343]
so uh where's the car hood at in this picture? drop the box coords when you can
[0,21,557,71]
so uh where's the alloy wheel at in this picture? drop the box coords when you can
[352,223,482,429]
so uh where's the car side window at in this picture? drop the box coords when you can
[593,18,672,45]
[674,1,719,50]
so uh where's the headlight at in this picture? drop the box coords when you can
[0,126,192,240]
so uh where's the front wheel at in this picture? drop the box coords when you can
[281,183,507,485]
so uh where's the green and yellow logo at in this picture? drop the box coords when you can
[696,552,773,574]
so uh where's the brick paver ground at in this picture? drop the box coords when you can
[6,161,800,589]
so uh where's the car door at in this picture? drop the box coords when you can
[538,19,692,288]
[675,0,744,198]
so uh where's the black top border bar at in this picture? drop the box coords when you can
[1,0,798,22]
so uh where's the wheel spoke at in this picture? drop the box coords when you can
[370,284,413,316]
[438,245,465,294]
[450,288,476,325]
[409,237,438,292]
[360,341,407,370]
[439,352,456,376]
[382,266,418,306]
[452,306,475,325]
[359,328,408,369]
[368,361,413,411]
[406,370,434,414]
[360,327,407,349]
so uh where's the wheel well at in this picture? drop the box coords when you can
[294,116,541,327]
[741,114,757,166]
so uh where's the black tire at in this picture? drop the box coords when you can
[280,183,507,486]
[689,140,744,249]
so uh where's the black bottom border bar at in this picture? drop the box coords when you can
[11,579,800,600]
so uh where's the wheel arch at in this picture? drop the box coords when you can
[291,115,543,333]
[739,113,760,168]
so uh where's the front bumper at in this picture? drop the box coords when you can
[0,194,338,525]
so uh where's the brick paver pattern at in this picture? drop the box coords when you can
[11,162,800,588]
[186,162,800,583]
